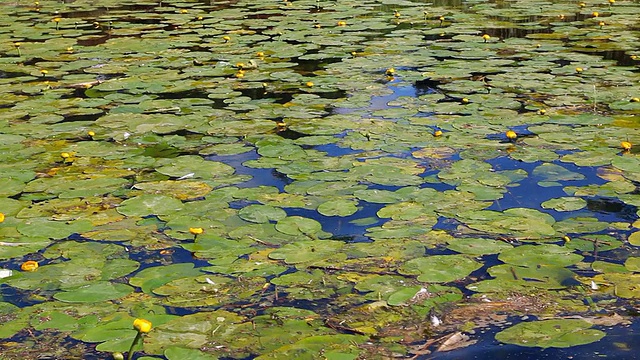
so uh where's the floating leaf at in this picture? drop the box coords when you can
[495,319,605,348]
[238,204,287,223]
[399,255,482,283]
[532,163,585,187]
[54,282,134,303]
[129,263,202,294]
[498,244,583,268]
[317,199,359,217]
[155,156,235,179]
[117,194,184,217]
[541,197,587,212]
[16,218,93,240]
[629,231,640,246]
[269,240,345,265]
[446,237,513,256]
[275,216,330,238]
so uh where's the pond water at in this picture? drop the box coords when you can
[0,0,639,359]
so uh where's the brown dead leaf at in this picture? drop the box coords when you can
[437,332,477,352]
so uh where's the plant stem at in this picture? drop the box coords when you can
[126,332,143,360]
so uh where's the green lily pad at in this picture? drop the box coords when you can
[54,282,134,303]
[541,197,587,212]
[565,235,622,252]
[498,244,583,268]
[238,204,287,223]
[593,273,640,298]
[117,194,184,217]
[269,240,345,265]
[629,231,640,246]
[317,199,359,217]
[399,255,482,283]
[155,155,235,179]
[532,163,585,187]
[447,237,513,256]
[624,257,640,272]
[129,263,202,294]
[495,319,605,348]
[16,218,93,240]
[275,216,331,239]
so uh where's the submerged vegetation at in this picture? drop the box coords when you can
[0,0,639,358]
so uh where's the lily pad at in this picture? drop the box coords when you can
[317,199,359,217]
[498,244,583,268]
[541,197,587,212]
[117,194,184,217]
[269,240,345,265]
[129,263,202,294]
[238,204,287,223]
[495,319,605,348]
[447,237,513,256]
[399,255,482,283]
[54,282,134,303]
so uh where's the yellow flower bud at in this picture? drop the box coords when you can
[306,81,314,87]
[506,130,517,140]
[189,227,204,235]
[0,212,4,223]
[133,318,152,333]
[434,130,443,137]
[621,141,632,151]
[88,130,95,137]
[482,34,490,42]
[222,35,231,42]
[21,261,39,272]
[337,21,347,26]
[575,67,583,73]
[61,152,71,159]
